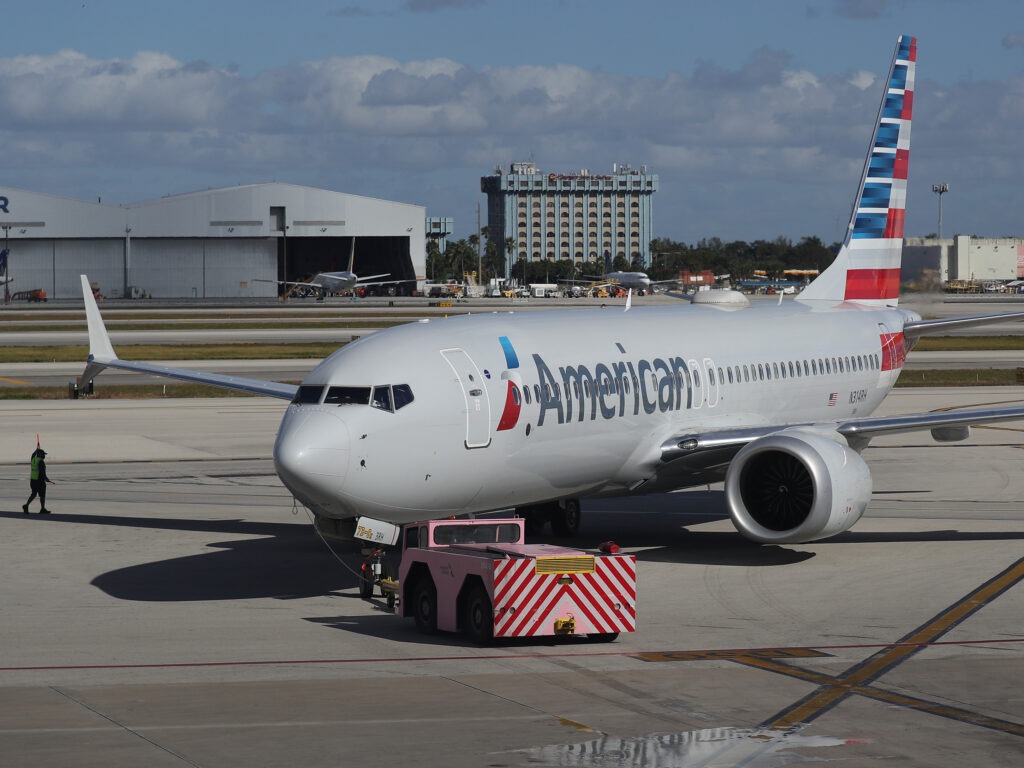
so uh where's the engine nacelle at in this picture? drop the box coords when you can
[724,427,871,544]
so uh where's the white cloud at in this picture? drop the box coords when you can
[0,47,1020,240]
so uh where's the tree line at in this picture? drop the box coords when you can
[426,233,840,286]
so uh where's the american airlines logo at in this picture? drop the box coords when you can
[532,352,697,427]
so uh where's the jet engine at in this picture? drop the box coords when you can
[724,427,871,544]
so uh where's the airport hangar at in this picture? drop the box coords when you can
[0,183,427,299]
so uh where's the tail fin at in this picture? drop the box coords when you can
[799,35,916,307]
[346,237,356,273]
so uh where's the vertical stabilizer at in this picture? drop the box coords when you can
[799,35,916,307]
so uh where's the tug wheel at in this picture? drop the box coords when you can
[464,585,494,645]
[412,579,438,634]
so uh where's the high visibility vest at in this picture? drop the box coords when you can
[31,454,41,481]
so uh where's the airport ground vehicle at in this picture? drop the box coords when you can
[367,517,636,644]
[11,288,47,302]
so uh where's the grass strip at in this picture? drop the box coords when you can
[893,369,1020,386]
[913,336,1024,351]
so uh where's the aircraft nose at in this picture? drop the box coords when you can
[273,408,350,510]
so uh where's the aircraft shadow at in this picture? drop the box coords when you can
[0,509,364,601]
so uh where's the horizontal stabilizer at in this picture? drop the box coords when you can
[903,311,1024,338]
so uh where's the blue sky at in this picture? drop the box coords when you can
[2,0,1022,243]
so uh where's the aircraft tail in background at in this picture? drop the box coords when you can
[799,35,916,307]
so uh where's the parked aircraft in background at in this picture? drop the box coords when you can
[258,238,406,297]
[80,36,1024,546]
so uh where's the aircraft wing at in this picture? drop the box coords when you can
[252,278,324,289]
[657,404,1024,478]
[79,275,298,400]
[355,277,408,288]
[354,273,391,283]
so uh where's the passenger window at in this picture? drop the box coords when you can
[292,385,324,405]
[523,386,532,405]
[371,385,393,412]
[512,385,521,406]
[393,384,415,410]
[324,386,371,405]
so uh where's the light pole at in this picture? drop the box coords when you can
[932,183,949,239]
[2,225,9,305]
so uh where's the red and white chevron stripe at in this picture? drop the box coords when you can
[492,555,636,638]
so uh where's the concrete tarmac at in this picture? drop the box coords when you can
[0,393,1022,767]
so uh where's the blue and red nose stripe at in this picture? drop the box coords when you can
[497,336,522,431]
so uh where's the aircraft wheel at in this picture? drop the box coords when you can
[522,510,546,536]
[551,499,581,536]
[464,585,494,645]
[358,566,374,600]
[412,579,438,634]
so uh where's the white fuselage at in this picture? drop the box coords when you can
[606,271,652,291]
[314,272,359,293]
[273,300,919,525]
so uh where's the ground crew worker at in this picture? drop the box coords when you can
[23,447,54,514]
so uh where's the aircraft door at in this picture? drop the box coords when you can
[688,358,703,409]
[441,348,492,449]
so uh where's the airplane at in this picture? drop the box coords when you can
[577,265,677,295]
[79,35,1024,549]
[258,238,407,297]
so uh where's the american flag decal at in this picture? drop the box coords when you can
[828,392,838,406]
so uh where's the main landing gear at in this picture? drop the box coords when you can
[516,499,581,537]
[359,547,397,610]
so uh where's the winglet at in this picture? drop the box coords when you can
[80,275,116,384]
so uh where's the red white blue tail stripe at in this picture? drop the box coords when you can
[799,35,916,307]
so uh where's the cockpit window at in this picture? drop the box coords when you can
[371,385,393,412]
[324,386,371,405]
[322,384,413,412]
[292,385,324,405]
[393,384,415,410]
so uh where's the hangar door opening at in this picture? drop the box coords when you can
[275,235,416,296]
